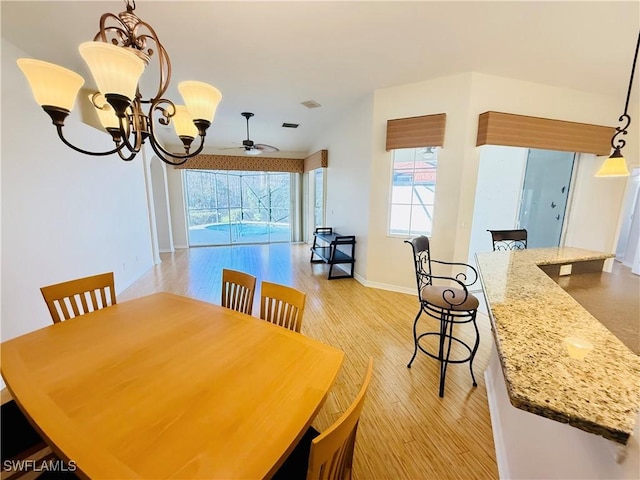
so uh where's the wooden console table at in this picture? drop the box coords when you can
[310,227,356,279]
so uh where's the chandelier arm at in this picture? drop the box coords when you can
[133,29,171,100]
[115,104,144,155]
[95,8,171,101]
[55,125,127,157]
[146,99,206,161]
[115,147,138,162]
[148,130,206,163]
[147,135,205,166]
[95,13,128,44]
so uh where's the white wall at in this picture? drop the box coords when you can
[361,72,632,292]
[1,39,155,343]
[307,95,374,279]
[369,73,474,292]
[564,154,627,252]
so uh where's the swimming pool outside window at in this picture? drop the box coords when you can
[185,170,292,246]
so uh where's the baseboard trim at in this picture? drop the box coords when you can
[355,275,416,296]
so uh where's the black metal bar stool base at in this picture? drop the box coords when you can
[407,307,480,397]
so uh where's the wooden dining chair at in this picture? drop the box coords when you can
[259,281,306,333]
[221,268,257,315]
[487,229,528,251]
[273,358,374,480]
[40,272,116,324]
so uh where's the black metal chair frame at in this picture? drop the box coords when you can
[405,236,480,397]
[487,229,527,251]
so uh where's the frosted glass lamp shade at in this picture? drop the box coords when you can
[90,93,120,130]
[17,59,84,111]
[245,148,261,155]
[178,81,222,122]
[595,149,631,177]
[79,42,145,101]
[172,105,198,138]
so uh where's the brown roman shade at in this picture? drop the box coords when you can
[386,113,446,151]
[476,111,614,156]
[304,150,328,172]
[174,154,304,173]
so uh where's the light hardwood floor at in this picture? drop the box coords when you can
[120,243,498,479]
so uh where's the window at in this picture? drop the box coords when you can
[184,170,292,246]
[313,169,324,228]
[389,147,439,236]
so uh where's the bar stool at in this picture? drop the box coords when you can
[405,236,480,397]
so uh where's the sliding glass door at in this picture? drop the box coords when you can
[185,170,292,246]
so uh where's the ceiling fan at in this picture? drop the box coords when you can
[229,112,279,155]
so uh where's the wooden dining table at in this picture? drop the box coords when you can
[0,292,344,479]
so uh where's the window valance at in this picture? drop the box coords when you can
[304,150,328,172]
[174,154,304,173]
[386,113,446,151]
[476,111,614,156]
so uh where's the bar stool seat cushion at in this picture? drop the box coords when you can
[421,286,479,311]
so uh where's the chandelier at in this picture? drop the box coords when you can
[16,0,222,166]
[596,31,639,177]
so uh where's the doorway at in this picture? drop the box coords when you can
[518,149,575,248]
[468,146,576,264]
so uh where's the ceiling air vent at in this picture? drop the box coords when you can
[301,100,322,109]
[282,122,299,128]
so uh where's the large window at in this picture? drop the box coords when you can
[185,170,292,246]
[389,147,439,236]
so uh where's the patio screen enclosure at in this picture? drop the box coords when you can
[185,169,292,246]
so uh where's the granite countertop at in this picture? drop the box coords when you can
[475,247,640,445]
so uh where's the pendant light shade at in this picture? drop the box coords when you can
[17,59,84,111]
[172,105,198,139]
[178,81,222,123]
[595,148,631,177]
[79,42,145,102]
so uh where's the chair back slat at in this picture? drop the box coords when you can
[221,269,256,315]
[260,281,306,333]
[307,358,373,480]
[40,272,116,324]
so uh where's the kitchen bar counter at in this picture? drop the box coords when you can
[476,247,640,445]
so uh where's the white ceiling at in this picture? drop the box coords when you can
[2,1,639,156]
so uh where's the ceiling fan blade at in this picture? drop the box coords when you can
[254,144,280,153]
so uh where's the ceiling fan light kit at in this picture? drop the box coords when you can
[16,0,222,166]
